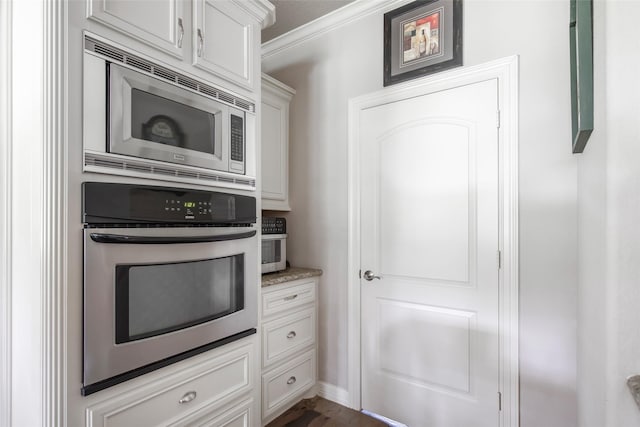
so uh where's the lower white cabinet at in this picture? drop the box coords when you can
[260,277,319,424]
[85,339,257,427]
[262,350,316,419]
[173,397,253,427]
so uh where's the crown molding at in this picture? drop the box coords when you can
[233,0,276,29]
[261,0,410,60]
[262,72,296,96]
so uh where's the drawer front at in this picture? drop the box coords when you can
[262,307,315,368]
[262,350,316,418]
[86,343,253,427]
[174,397,253,427]
[262,280,315,317]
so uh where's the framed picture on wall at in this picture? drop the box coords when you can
[383,0,463,86]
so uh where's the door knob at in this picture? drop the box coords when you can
[363,270,381,281]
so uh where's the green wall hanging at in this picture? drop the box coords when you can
[570,0,594,153]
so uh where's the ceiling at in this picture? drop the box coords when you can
[261,0,356,43]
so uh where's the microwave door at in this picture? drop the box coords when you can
[108,62,227,171]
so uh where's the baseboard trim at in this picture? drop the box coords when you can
[316,381,350,408]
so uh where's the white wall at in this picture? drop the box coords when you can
[578,1,640,426]
[605,2,640,422]
[263,1,578,425]
[576,0,607,425]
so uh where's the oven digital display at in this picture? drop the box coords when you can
[184,202,196,208]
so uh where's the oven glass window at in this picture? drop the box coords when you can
[130,88,216,155]
[261,240,281,264]
[115,255,244,343]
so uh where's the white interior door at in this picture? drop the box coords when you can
[360,78,500,427]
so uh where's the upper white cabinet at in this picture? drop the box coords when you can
[85,0,274,92]
[86,0,186,59]
[193,0,254,90]
[262,74,295,211]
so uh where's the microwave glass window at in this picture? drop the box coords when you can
[261,239,281,265]
[114,255,244,343]
[130,89,216,155]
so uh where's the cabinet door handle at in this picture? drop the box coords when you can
[197,29,204,57]
[286,331,296,339]
[286,376,297,385]
[283,294,298,301]
[178,390,197,404]
[177,18,184,48]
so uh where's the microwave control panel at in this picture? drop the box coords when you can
[230,115,244,162]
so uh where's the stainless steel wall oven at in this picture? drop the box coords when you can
[81,182,257,395]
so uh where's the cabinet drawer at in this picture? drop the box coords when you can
[262,280,315,317]
[172,397,253,427]
[262,350,316,418]
[262,307,315,367]
[86,343,253,427]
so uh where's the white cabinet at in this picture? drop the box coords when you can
[260,278,318,424]
[85,340,257,427]
[86,0,186,59]
[193,0,255,90]
[261,75,295,211]
[86,0,271,91]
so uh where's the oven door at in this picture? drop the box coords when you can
[83,225,257,393]
[108,62,231,171]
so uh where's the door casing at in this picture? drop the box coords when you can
[347,55,520,427]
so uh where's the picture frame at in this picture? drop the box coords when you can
[384,0,462,87]
[569,0,593,153]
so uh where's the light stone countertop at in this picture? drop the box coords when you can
[261,267,323,287]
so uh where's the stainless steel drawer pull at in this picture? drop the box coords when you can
[287,376,296,385]
[287,331,297,339]
[283,294,298,301]
[178,391,197,404]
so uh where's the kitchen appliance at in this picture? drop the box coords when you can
[261,217,287,274]
[82,34,256,188]
[82,182,258,395]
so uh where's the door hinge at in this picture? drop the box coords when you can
[497,250,502,269]
[498,391,502,411]
[496,110,501,128]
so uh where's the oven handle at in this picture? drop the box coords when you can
[89,230,256,244]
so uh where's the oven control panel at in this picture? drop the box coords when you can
[163,198,213,220]
[83,182,256,225]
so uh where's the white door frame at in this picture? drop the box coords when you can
[347,55,519,427]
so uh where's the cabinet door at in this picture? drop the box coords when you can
[193,0,254,89]
[261,75,295,211]
[87,0,185,58]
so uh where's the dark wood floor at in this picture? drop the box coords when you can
[267,396,387,427]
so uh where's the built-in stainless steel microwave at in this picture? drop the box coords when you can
[82,34,256,185]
